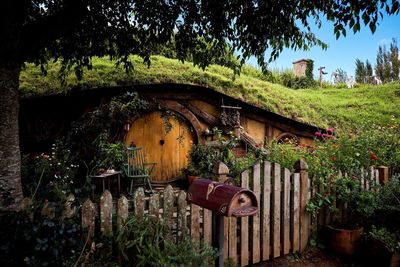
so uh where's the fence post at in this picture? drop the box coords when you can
[213,162,229,183]
[62,194,76,220]
[82,198,96,243]
[377,166,389,185]
[177,190,188,242]
[294,159,310,252]
[133,187,145,220]
[100,190,113,237]
[117,195,129,231]
[164,185,174,241]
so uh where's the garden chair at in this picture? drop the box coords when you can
[124,146,156,194]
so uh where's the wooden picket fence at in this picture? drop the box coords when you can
[38,161,390,266]
[79,159,310,267]
[310,166,384,229]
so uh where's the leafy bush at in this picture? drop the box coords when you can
[21,141,80,201]
[370,226,400,252]
[186,128,265,179]
[267,125,400,224]
[79,215,217,267]
[372,175,400,230]
[0,202,82,266]
[276,70,317,89]
[92,133,127,171]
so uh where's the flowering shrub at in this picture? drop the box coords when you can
[267,123,400,221]
[21,141,79,202]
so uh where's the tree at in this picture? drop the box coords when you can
[383,47,392,82]
[335,68,348,84]
[355,59,366,83]
[365,60,373,83]
[1,1,399,210]
[375,46,385,81]
[390,38,400,81]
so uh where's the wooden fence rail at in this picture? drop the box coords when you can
[79,159,310,267]
[36,162,388,266]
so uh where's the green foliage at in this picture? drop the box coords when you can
[375,39,400,83]
[355,59,366,83]
[267,125,400,226]
[306,59,314,80]
[186,144,219,177]
[371,176,400,230]
[65,91,149,174]
[376,46,385,81]
[365,60,373,81]
[81,215,217,267]
[0,202,82,266]
[186,128,265,179]
[21,141,80,201]
[92,133,127,171]
[275,70,317,89]
[334,68,347,84]
[20,56,400,132]
[390,38,400,82]
[370,226,400,252]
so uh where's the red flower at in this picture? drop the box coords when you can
[369,151,378,161]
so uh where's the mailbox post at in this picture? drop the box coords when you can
[187,178,258,267]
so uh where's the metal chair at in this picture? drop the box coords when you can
[124,146,156,194]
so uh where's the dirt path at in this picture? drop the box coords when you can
[254,248,344,267]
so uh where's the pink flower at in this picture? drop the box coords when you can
[327,128,336,134]
[322,133,334,138]
[314,131,322,137]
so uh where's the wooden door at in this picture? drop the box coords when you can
[125,111,195,182]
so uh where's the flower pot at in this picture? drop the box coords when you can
[327,225,363,256]
[367,236,400,267]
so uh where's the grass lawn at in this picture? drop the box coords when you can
[19,55,400,132]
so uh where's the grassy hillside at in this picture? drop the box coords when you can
[19,55,400,132]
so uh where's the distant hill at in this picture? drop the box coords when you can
[19,55,400,132]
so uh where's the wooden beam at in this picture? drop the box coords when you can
[180,101,261,150]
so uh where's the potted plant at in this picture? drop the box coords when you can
[362,176,400,266]
[326,176,377,256]
[183,163,201,184]
[184,143,217,183]
[365,227,400,267]
[307,175,377,256]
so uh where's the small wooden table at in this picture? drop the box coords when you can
[91,171,121,197]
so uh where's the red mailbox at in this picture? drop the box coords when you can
[187,178,258,217]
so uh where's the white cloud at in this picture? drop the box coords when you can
[378,38,391,46]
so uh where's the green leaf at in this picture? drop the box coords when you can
[391,1,399,14]
[369,22,376,33]
[353,22,360,33]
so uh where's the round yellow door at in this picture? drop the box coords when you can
[125,111,196,182]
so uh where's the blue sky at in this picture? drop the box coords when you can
[247,13,400,79]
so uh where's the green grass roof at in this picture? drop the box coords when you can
[19,55,400,132]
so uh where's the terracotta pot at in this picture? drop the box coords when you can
[367,236,400,267]
[327,225,363,256]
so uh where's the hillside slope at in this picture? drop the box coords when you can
[19,55,400,131]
